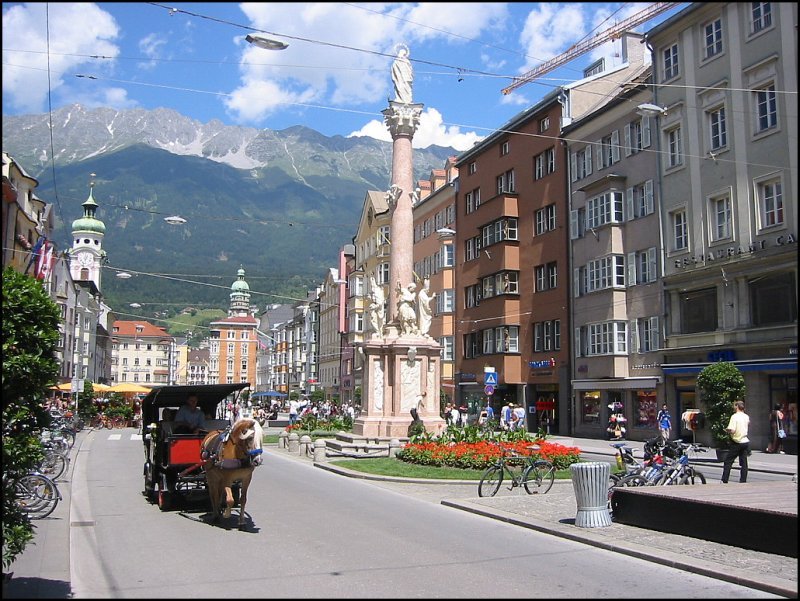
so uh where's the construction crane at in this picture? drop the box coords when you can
[501,2,676,95]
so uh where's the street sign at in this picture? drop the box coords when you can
[484,385,495,396]
[484,372,498,386]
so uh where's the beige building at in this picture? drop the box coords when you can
[111,320,173,385]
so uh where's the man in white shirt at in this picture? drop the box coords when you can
[289,398,300,425]
[721,400,750,483]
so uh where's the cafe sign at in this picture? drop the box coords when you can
[674,233,795,269]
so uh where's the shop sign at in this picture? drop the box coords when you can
[790,346,797,356]
[536,400,556,410]
[459,373,476,381]
[529,357,556,368]
[673,233,795,269]
[708,349,736,362]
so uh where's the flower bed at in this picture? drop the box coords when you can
[397,439,581,471]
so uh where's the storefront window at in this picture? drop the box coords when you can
[771,376,797,436]
[635,390,658,428]
[581,390,601,424]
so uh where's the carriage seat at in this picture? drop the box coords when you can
[204,419,231,432]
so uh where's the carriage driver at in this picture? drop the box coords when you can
[174,394,207,434]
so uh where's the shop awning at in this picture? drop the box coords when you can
[662,358,797,375]
[571,377,661,390]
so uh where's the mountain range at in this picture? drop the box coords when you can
[2,104,457,311]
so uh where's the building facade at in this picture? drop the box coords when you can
[111,320,173,385]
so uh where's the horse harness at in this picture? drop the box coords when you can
[201,425,262,470]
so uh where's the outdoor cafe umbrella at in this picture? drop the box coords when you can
[92,383,112,393]
[49,383,73,392]
[108,383,152,394]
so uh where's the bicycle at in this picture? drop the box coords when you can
[38,442,70,480]
[478,444,555,497]
[658,442,707,485]
[7,471,62,519]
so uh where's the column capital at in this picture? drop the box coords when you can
[383,102,423,137]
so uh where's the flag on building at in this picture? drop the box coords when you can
[257,338,268,350]
[24,236,45,275]
[35,241,55,281]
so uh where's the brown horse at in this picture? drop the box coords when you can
[201,418,263,529]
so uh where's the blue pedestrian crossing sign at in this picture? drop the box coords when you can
[484,371,498,386]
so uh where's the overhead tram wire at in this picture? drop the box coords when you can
[44,4,63,218]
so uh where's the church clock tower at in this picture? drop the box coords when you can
[69,177,106,291]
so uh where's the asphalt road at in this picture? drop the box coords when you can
[63,428,777,598]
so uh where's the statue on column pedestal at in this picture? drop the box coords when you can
[417,278,435,337]
[396,280,418,336]
[391,44,413,104]
[367,275,385,337]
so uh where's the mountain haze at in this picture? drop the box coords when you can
[2,104,457,310]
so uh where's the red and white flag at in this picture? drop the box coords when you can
[35,241,55,281]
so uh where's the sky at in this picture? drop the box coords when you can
[2,2,685,151]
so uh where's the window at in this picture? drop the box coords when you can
[481,271,519,300]
[626,181,654,220]
[241,342,249,355]
[465,236,481,261]
[703,18,723,59]
[624,118,650,156]
[465,188,481,214]
[710,194,732,241]
[378,225,391,244]
[755,84,777,133]
[496,170,515,195]
[534,262,558,292]
[468,162,476,175]
[672,209,688,251]
[539,117,550,132]
[681,288,718,333]
[241,331,249,340]
[581,391,602,424]
[708,106,727,151]
[751,2,772,33]
[666,126,683,168]
[663,43,679,80]
[586,191,624,229]
[639,317,660,353]
[436,289,454,313]
[750,272,796,326]
[440,336,454,361]
[227,343,235,354]
[350,275,363,297]
[587,321,628,355]
[627,248,657,285]
[535,204,557,235]
[758,177,783,228]
[500,140,510,156]
[483,326,519,354]
[533,320,561,352]
[481,217,518,247]
[349,311,364,332]
[584,255,625,292]
[441,243,454,267]
[570,208,586,240]
[534,148,556,180]
[378,262,390,285]
[584,58,604,77]
[464,332,480,359]
[597,131,620,169]
[571,146,592,182]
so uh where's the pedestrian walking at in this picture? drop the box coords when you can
[721,400,750,484]
[657,403,672,441]
[766,403,786,454]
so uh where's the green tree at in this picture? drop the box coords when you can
[697,361,747,448]
[2,267,61,570]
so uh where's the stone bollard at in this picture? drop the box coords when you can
[313,439,327,463]
[570,462,612,528]
[287,432,299,453]
[388,438,401,458]
[299,435,312,457]
[278,431,288,450]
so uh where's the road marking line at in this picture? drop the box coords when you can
[108,434,121,440]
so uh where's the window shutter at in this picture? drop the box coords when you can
[642,116,651,148]
[645,180,654,215]
[570,209,579,239]
[573,267,581,298]
[629,319,639,354]
[624,124,632,157]
[585,145,592,175]
[627,252,637,286]
[570,152,577,182]
[574,327,582,358]
[626,187,634,221]
[647,247,657,282]
[611,130,620,163]
[650,316,660,351]
[595,140,603,170]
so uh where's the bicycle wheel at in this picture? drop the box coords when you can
[678,469,706,485]
[15,474,60,519]
[523,460,555,494]
[478,465,503,497]
[618,474,649,487]
[60,428,76,448]
[39,452,68,480]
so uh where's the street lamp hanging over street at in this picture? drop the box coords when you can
[246,34,289,51]
[164,215,187,225]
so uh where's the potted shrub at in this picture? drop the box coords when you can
[696,362,746,459]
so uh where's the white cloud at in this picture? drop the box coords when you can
[2,3,120,114]
[137,33,168,71]
[518,3,588,70]
[347,107,482,152]
[228,3,510,126]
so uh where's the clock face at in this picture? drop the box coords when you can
[77,252,94,267]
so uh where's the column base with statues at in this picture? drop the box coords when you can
[353,330,446,439]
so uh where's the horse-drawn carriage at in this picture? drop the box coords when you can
[141,383,261,519]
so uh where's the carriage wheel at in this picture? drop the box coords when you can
[157,484,171,511]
